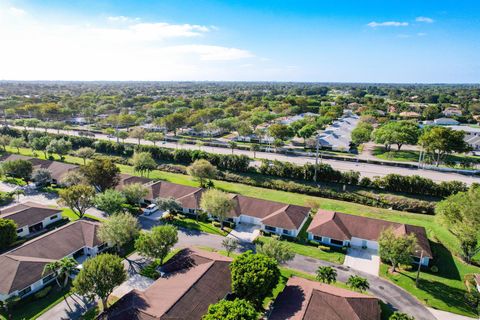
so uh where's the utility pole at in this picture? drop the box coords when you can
[415,250,424,287]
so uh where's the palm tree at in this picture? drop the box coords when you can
[43,257,78,288]
[316,266,337,284]
[228,141,237,154]
[250,143,260,158]
[346,275,369,292]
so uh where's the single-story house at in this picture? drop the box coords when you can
[442,107,463,117]
[143,181,204,214]
[433,118,460,126]
[0,220,107,301]
[0,154,79,185]
[0,202,62,237]
[226,195,311,238]
[307,210,432,266]
[99,248,232,320]
[115,173,151,191]
[269,276,381,320]
[317,114,359,152]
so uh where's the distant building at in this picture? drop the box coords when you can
[447,125,480,151]
[442,107,463,117]
[277,112,317,125]
[422,118,459,126]
[316,114,359,152]
[399,111,421,119]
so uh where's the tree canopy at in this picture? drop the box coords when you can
[0,218,17,250]
[419,126,470,166]
[59,184,95,219]
[98,212,139,251]
[202,299,258,320]
[80,158,120,192]
[200,189,234,228]
[135,225,178,264]
[373,121,420,151]
[378,228,417,271]
[256,238,295,264]
[187,159,217,187]
[95,189,127,215]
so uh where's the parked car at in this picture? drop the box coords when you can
[143,204,159,216]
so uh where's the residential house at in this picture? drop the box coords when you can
[269,276,381,320]
[278,112,317,125]
[442,107,463,117]
[447,125,480,151]
[143,181,204,214]
[226,195,311,238]
[307,210,432,266]
[433,118,459,126]
[399,111,421,119]
[99,248,232,320]
[115,173,151,191]
[0,154,79,185]
[0,220,107,301]
[0,202,62,237]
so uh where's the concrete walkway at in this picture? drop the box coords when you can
[427,308,476,320]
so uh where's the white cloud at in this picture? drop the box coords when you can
[367,21,409,27]
[7,6,26,17]
[416,16,434,23]
[0,6,254,80]
[417,32,427,36]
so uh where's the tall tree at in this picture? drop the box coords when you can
[75,147,96,165]
[94,189,126,215]
[129,127,147,145]
[0,218,17,250]
[297,124,317,144]
[158,113,186,136]
[203,299,258,320]
[42,257,77,288]
[80,158,120,192]
[187,159,217,187]
[135,225,178,265]
[256,239,295,264]
[32,168,52,187]
[46,138,72,160]
[30,136,50,158]
[132,152,156,177]
[378,228,417,272]
[268,123,293,141]
[155,197,183,213]
[436,187,480,263]
[200,189,234,229]
[1,159,33,181]
[230,251,280,308]
[58,184,95,219]
[73,254,126,311]
[98,212,140,252]
[122,183,148,206]
[222,237,239,257]
[0,134,11,151]
[145,132,164,146]
[351,122,374,145]
[373,121,420,151]
[9,137,24,153]
[419,126,470,166]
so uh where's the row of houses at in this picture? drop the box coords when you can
[100,248,382,320]
[119,174,433,265]
[317,112,360,152]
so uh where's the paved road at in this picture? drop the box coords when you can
[14,126,480,185]
[140,218,436,320]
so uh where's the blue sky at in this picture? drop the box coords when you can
[0,0,479,82]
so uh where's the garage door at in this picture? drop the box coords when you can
[240,215,254,224]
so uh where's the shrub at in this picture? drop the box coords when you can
[212,221,221,228]
[430,265,438,273]
[33,286,52,299]
[318,245,331,251]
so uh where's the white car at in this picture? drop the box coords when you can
[143,204,159,216]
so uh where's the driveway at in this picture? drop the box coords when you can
[111,274,154,298]
[227,223,261,243]
[344,247,380,276]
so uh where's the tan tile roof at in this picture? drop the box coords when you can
[0,202,61,228]
[102,248,232,320]
[144,181,204,210]
[308,210,432,258]
[116,174,151,190]
[0,153,78,182]
[229,195,310,230]
[0,220,102,295]
[269,276,381,320]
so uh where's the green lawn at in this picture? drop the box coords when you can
[0,286,72,320]
[169,216,227,237]
[381,241,480,317]
[373,147,480,166]
[258,236,346,264]
[61,208,105,222]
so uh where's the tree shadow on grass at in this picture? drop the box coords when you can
[428,241,461,281]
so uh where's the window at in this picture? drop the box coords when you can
[265,225,276,232]
[18,286,32,297]
[42,273,56,284]
[17,228,23,234]
[330,239,344,246]
[50,215,58,220]
[188,208,195,214]
[313,235,323,242]
[282,229,290,235]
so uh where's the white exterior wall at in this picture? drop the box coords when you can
[307,233,348,247]
[420,257,430,266]
[15,212,62,238]
[350,237,379,250]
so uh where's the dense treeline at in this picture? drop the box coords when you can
[3,128,468,199]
